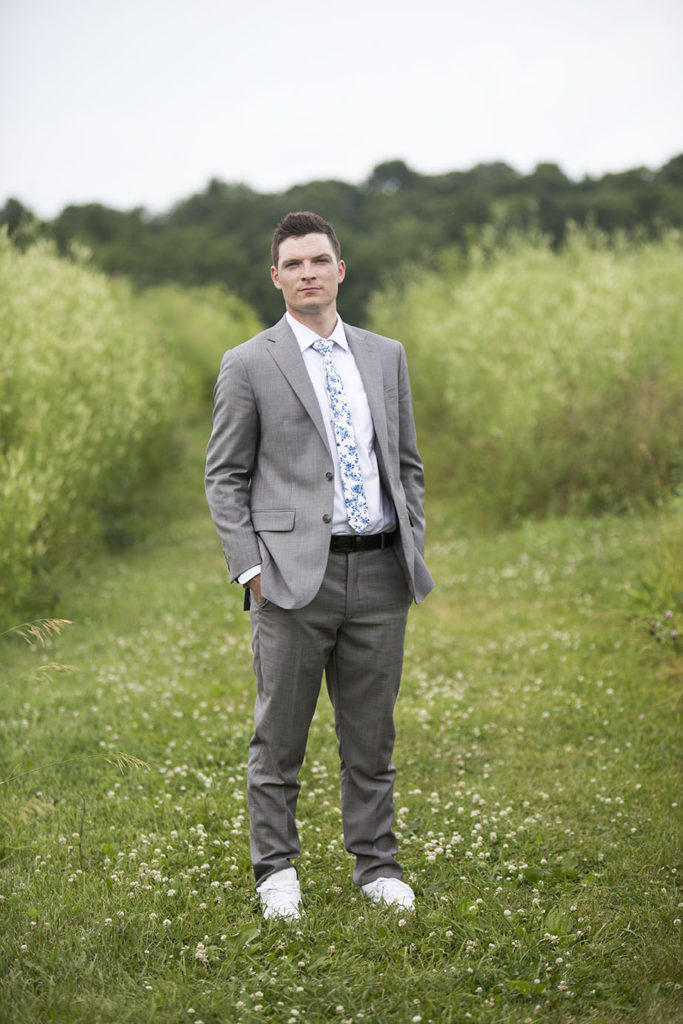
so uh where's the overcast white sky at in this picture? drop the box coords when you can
[1,0,682,217]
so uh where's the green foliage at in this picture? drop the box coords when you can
[133,282,262,403]
[10,153,680,324]
[0,197,40,249]
[0,236,182,614]
[371,228,683,524]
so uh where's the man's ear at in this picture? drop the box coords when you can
[337,259,346,284]
[270,265,282,291]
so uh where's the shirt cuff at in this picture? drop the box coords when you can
[238,564,262,586]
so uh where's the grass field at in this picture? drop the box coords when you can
[1,425,680,1023]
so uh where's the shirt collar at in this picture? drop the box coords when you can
[285,311,348,352]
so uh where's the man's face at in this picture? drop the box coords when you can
[271,233,346,319]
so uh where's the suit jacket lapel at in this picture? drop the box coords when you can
[345,324,390,466]
[266,317,331,454]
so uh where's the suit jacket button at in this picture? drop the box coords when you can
[322,513,332,523]
[325,471,333,481]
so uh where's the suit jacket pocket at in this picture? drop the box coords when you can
[251,509,296,532]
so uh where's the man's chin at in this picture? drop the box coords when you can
[290,300,327,317]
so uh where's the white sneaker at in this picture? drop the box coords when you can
[256,867,302,921]
[362,876,415,911]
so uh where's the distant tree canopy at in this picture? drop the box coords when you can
[2,154,682,325]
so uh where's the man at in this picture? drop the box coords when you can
[205,211,433,921]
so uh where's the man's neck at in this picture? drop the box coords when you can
[286,307,339,339]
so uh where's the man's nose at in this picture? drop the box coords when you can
[301,262,317,277]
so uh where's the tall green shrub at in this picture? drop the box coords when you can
[133,283,262,404]
[370,228,683,524]
[0,238,182,613]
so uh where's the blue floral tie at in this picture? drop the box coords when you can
[312,339,370,534]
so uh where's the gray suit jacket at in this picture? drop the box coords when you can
[205,316,434,609]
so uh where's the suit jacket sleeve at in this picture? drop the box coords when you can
[397,342,427,557]
[205,348,262,582]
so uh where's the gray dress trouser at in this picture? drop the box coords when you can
[247,544,411,886]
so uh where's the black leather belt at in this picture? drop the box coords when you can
[330,531,395,553]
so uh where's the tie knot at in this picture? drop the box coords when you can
[312,338,333,357]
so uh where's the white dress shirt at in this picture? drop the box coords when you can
[238,313,395,585]
[286,312,395,535]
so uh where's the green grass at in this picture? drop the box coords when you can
[1,429,681,1023]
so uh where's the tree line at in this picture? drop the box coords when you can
[3,154,682,325]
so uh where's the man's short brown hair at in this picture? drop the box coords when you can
[271,211,341,266]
